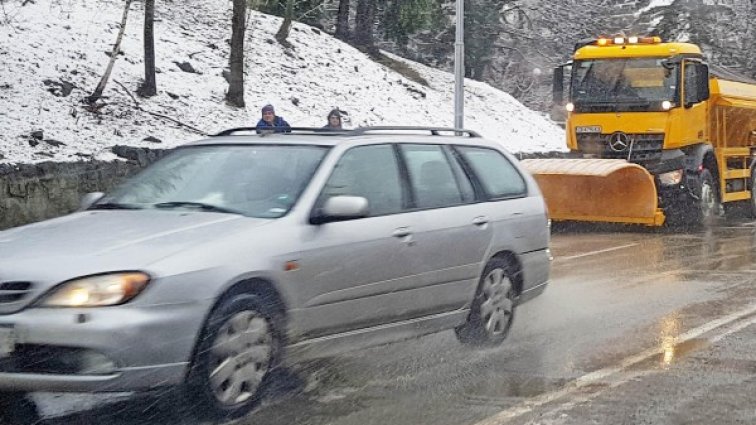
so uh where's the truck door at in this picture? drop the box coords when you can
[682,60,710,144]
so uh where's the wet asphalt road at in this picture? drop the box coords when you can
[8,217,756,425]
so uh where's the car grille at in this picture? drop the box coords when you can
[0,281,34,314]
[577,133,664,162]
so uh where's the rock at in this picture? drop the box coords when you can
[173,61,200,74]
[266,38,275,45]
[0,153,5,160]
[28,139,39,147]
[166,91,180,100]
[142,136,162,144]
[30,130,43,140]
[44,139,66,147]
[291,97,300,107]
[43,79,76,97]
[354,65,359,72]
[312,28,321,35]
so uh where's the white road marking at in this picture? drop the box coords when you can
[555,243,640,261]
[472,302,756,425]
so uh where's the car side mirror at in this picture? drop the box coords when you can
[79,192,105,210]
[310,196,369,225]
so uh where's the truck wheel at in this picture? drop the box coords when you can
[750,169,756,218]
[698,169,721,225]
[186,294,282,420]
[455,258,516,346]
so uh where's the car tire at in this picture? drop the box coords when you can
[186,294,282,420]
[455,258,516,346]
[0,392,39,423]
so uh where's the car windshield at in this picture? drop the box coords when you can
[96,144,329,218]
[571,58,679,110]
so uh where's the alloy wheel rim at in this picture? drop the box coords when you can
[209,311,272,406]
[479,268,513,336]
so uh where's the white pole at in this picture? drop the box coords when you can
[454,0,464,131]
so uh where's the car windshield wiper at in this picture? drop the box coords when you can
[89,202,143,210]
[153,201,241,215]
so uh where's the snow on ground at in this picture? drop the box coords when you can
[0,0,565,164]
[635,0,677,16]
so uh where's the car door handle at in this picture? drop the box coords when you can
[392,227,412,238]
[472,216,489,226]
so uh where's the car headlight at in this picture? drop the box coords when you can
[40,272,151,307]
[659,169,684,186]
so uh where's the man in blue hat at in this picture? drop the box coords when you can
[255,104,291,133]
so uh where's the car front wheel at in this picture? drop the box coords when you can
[455,258,516,346]
[187,294,281,420]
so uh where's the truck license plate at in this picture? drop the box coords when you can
[576,126,602,134]
[0,325,15,358]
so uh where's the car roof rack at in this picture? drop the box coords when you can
[213,126,481,138]
[351,126,481,137]
[212,127,350,137]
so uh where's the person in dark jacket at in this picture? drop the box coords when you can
[256,104,291,133]
[322,109,343,130]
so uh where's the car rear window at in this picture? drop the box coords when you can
[456,146,527,199]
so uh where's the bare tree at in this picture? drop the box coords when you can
[139,0,157,97]
[88,0,133,103]
[335,0,350,41]
[354,0,375,53]
[226,0,246,107]
[275,0,295,45]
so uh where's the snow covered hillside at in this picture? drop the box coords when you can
[0,0,565,164]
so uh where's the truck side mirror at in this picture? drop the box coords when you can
[698,64,710,102]
[552,65,564,105]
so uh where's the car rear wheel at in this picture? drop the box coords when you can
[187,294,281,420]
[455,258,516,346]
[0,392,38,422]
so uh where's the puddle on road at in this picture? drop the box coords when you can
[461,374,568,404]
[656,337,710,369]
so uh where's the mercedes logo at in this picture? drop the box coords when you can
[608,132,631,152]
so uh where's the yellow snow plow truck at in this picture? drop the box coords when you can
[522,36,756,226]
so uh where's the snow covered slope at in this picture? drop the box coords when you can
[0,0,565,164]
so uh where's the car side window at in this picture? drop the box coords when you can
[456,146,527,199]
[319,144,404,216]
[400,144,472,208]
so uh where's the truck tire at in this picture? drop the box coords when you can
[750,169,756,219]
[698,169,721,225]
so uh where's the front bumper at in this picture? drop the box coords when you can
[0,302,206,392]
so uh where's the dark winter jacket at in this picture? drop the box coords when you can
[256,117,291,133]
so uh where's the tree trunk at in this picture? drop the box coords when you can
[226,0,246,107]
[275,0,295,45]
[335,0,350,41]
[354,0,375,53]
[140,0,157,97]
[88,0,133,103]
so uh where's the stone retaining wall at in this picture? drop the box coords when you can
[0,147,167,230]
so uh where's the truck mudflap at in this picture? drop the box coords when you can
[520,158,666,226]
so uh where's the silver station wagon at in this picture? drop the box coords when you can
[0,127,550,418]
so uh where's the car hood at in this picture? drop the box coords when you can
[0,210,268,282]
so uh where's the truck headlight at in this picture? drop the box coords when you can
[659,169,684,186]
[40,272,151,307]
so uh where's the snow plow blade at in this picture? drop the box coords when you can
[520,158,665,226]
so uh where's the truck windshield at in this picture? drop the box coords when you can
[571,58,679,112]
